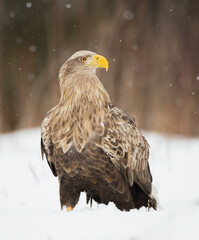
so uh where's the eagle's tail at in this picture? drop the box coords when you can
[148,184,160,210]
[130,182,160,210]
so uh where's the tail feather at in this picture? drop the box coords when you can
[149,184,160,210]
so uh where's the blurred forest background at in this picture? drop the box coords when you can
[0,0,199,136]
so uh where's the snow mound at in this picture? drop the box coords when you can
[0,128,199,240]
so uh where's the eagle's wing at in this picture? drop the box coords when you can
[93,106,152,194]
[41,114,57,177]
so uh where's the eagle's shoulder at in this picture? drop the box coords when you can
[41,105,58,134]
[104,105,149,152]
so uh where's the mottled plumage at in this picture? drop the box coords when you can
[41,50,158,211]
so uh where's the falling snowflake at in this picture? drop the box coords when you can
[26,2,32,8]
[132,45,138,50]
[65,3,71,9]
[29,45,37,52]
[27,73,35,81]
[15,37,23,44]
[123,10,134,20]
[9,11,15,18]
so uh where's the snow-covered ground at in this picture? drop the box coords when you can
[0,128,199,240]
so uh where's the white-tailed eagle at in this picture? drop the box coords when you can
[41,50,158,211]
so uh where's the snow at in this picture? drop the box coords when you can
[0,128,199,240]
[65,3,72,9]
[27,73,35,81]
[26,2,32,8]
[15,37,23,44]
[9,11,15,18]
[29,45,37,52]
[123,10,134,21]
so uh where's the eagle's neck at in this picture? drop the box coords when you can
[59,72,110,111]
[53,72,111,152]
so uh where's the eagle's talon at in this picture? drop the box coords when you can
[67,206,73,212]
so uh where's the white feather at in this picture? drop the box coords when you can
[69,50,96,60]
[150,184,161,209]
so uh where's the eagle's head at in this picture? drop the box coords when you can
[59,50,108,80]
[58,50,110,108]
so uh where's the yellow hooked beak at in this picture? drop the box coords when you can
[86,54,109,71]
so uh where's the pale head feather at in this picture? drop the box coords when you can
[68,50,96,60]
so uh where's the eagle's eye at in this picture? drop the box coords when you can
[80,57,87,62]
